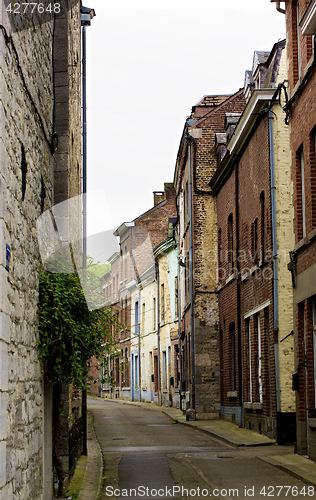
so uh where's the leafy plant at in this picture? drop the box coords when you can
[37,257,121,388]
[37,254,126,496]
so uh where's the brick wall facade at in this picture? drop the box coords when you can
[284,0,316,457]
[211,41,295,441]
[174,91,246,418]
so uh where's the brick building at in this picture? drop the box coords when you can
[153,232,180,408]
[272,0,316,457]
[99,183,177,404]
[0,1,83,498]
[209,40,295,441]
[173,91,246,418]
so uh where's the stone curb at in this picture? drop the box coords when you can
[161,409,275,448]
[259,455,316,488]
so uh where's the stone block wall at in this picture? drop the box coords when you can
[0,1,82,498]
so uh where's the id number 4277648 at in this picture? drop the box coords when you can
[6,3,61,14]
[258,485,314,496]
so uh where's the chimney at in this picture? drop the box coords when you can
[153,191,165,206]
[164,182,175,200]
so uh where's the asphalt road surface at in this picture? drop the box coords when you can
[88,399,314,500]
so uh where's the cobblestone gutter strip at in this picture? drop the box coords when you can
[56,412,103,500]
[79,411,104,500]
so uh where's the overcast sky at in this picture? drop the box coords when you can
[85,0,286,239]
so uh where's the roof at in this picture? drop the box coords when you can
[209,89,275,192]
[192,94,232,108]
[252,51,270,74]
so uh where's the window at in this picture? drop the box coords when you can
[252,218,258,264]
[256,315,263,403]
[124,245,128,278]
[228,214,234,273]
[218,228,223,282]
[297,1,302,81]
[260,192,265,262]
[230,323,236,391]
[135,301,139,335]
[160,284,165,324]
[162,350,167,390]
[184,181,189,225]
[185,252,189,296]
[142,303,145,334]
[125,295,128,324]
[135,355,138,387]
[247,319,252,402]
[297,148,306,239]
[310,129,316,228]
[175,277,179,316]
[313,300,316,407]
[153,297,156,330]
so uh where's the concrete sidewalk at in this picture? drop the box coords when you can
[80,396,316,496]
[161,406,275,447]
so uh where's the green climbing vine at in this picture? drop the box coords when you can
[37,255,125,496]
[37,260,120,388]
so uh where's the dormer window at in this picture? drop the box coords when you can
[225,113,241,143]
[252,51,269,89]
[244,70,255,102]
[215,133,227,168]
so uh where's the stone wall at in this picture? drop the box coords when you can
[0,1,82,498]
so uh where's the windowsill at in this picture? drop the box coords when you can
[244,402,262,410]
[225,272,236,285]
[227,391,237,398]
[241,265,260,282]
[295,237,308,252]
[308,418,316,428]
[308,227,316,242]
[244,402,253,409]
[294,229,316,253]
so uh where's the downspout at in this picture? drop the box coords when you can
[275,1,286,14]
[177,244,182,410]
[138,286,141,402]
[81,24,87,457]
[131,227,135,402]
[131,353,134,402]
[235,162,243,427]
[269,110,281,414]
[156,261,161,406]
[186,132,195,411]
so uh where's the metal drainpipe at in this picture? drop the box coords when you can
[268,110,281,414]
[275,1,286,14]
[156,261,161,405]
[177,244,182,410]
[81,24,87,457]
[235,162,243,427]
[186,133,195,411]
[131,227,135,402]
[138,286,141,402]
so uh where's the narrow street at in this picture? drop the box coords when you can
[88,399,311,500]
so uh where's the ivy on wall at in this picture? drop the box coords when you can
[37,260,119,388]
